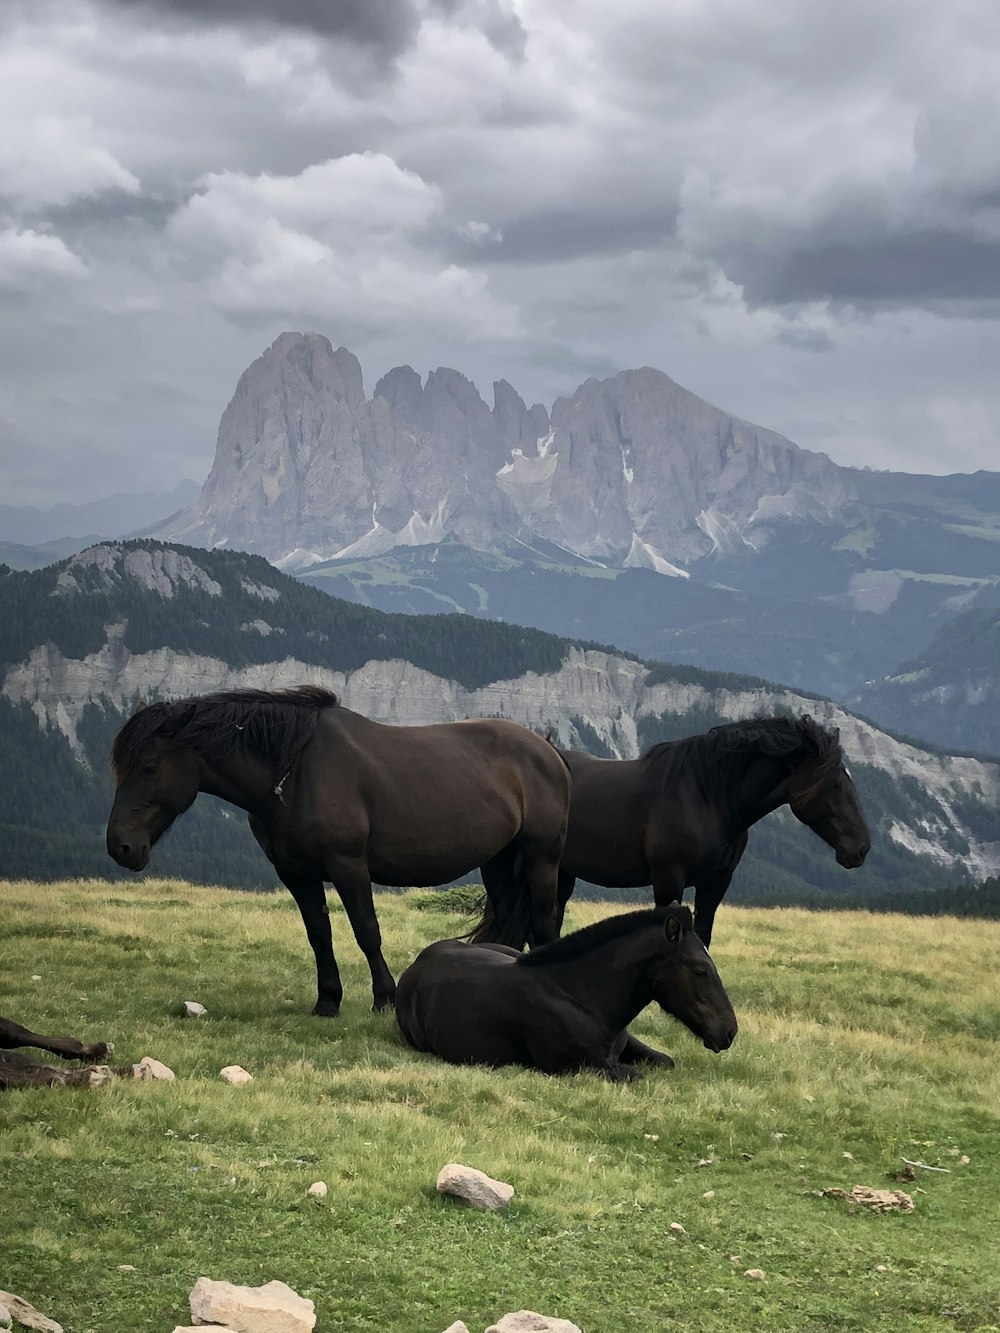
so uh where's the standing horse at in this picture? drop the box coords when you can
[396,902,737,1078]
[472,715,870,949]
[106,687,570,1016]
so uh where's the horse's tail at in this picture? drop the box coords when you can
[465,852,533,948]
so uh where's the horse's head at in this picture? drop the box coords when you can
[654,903,737,1053]
[788,721,871,869]
[106,703,201,871]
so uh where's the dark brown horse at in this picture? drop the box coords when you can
[396,902,737,1078]
[106,686,571,1015]
[0,1015,119,1089]
[472,714,870,949]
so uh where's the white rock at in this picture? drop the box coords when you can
[219,1065,254,1085]
[669,1221,685,1233]
[440,1324,470,1333]
[0,1291,63,1333]
[485,1313,582,1333]
[0,1302,10,1330]
[744,1269,766,1281]
[188,1277,315,1333]
[173,1327,238,1332]
[436,1163,514,1211]
[132,1056,176,1081]
[183,1001,207,1018]
[307,1182,328,1198]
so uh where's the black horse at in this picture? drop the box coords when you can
[0,1016,119,1089]
[396,902,737,1079]
[472,714,870,949]
[106,686,571,1016]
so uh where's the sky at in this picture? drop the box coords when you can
[2,0,999,507]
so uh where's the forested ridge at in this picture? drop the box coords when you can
[1,541,997,915]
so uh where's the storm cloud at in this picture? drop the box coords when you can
[1,0,999,506]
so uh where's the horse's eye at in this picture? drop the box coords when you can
[141,762,158,776]
[694,966,709,978]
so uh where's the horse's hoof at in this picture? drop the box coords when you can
[87,1066,114,1086]
[82,1042,113,1060]
[312,1001,341,1018]
[371,996,395,1014]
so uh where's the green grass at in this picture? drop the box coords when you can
[1,880,998,1333]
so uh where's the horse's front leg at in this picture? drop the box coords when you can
[0,1017,111,1062]
[328,859,396,1014]
[691,869,736,949]
[614,1029,675,1070]
[279,874,344,1017]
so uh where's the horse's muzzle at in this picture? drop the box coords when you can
[703,1023,738,1053]
[107,838,150,871]
[836,842,870,869]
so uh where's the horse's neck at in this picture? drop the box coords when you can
[199,752,279,819]
[729,751,794,828]
[549,929,664,1031]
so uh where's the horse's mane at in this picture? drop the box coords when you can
[517,904,691,967]
[111,685,338,782]
[641,714,843,804]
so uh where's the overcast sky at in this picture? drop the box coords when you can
[2,0,998,507]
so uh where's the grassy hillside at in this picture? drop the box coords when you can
[1,881,997,1333]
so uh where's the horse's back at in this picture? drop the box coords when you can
[395,939,522,1063]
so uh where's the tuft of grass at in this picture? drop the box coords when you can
[0,879,997,1333]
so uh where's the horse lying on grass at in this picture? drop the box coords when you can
[0,1016,127,1089]
[395,902,737,1080]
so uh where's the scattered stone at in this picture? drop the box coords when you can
[219,1065,253,1085]
[117,1265,136,1273]
[728,1255,742,1265]
[0,1302,10,1330]
[485,1313,582,1333]
[875,1264,888,1273]
[30,975,41,982]
[307,1182,328,1199]
[436,1163,514,1211]
[669,1222,685,1234]
[0,1292,63,1333]
[440,1324,470,1333]
[183,1001,207,1018]
[132,1056,176,1081]
[744,1269,766,1281]
[173,1327,238,1333]
[702,1191,715,1199]
[819,1187,915,1213]
[189,1277,315,1333]
[960,1155,970,1165]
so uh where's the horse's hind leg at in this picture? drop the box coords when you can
[280,875,344,1017]
[517,836,562,947]
[329,861,396,1013]
[477,846,523,947]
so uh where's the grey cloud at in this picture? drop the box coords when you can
[465,205,678,266]
[774,325,836,354]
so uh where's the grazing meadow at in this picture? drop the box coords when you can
[0,878,997,1333]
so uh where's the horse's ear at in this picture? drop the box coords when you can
[664,903,683,945]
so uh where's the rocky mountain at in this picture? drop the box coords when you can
[155,332,852,573]
[147,334,1000,750]
[3,541,999,904]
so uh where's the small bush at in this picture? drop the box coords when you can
[409,884,486,915]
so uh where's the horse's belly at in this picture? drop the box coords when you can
[368,835,509,888]
[395,949,522,1065]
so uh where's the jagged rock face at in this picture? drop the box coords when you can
[155,333,855,571]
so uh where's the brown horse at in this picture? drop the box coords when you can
[472,714,870,949]
[106,686,570,1015]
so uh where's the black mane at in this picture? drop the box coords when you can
[111,685,337,782]
[518,904,690,967]
[641,714,842,799]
